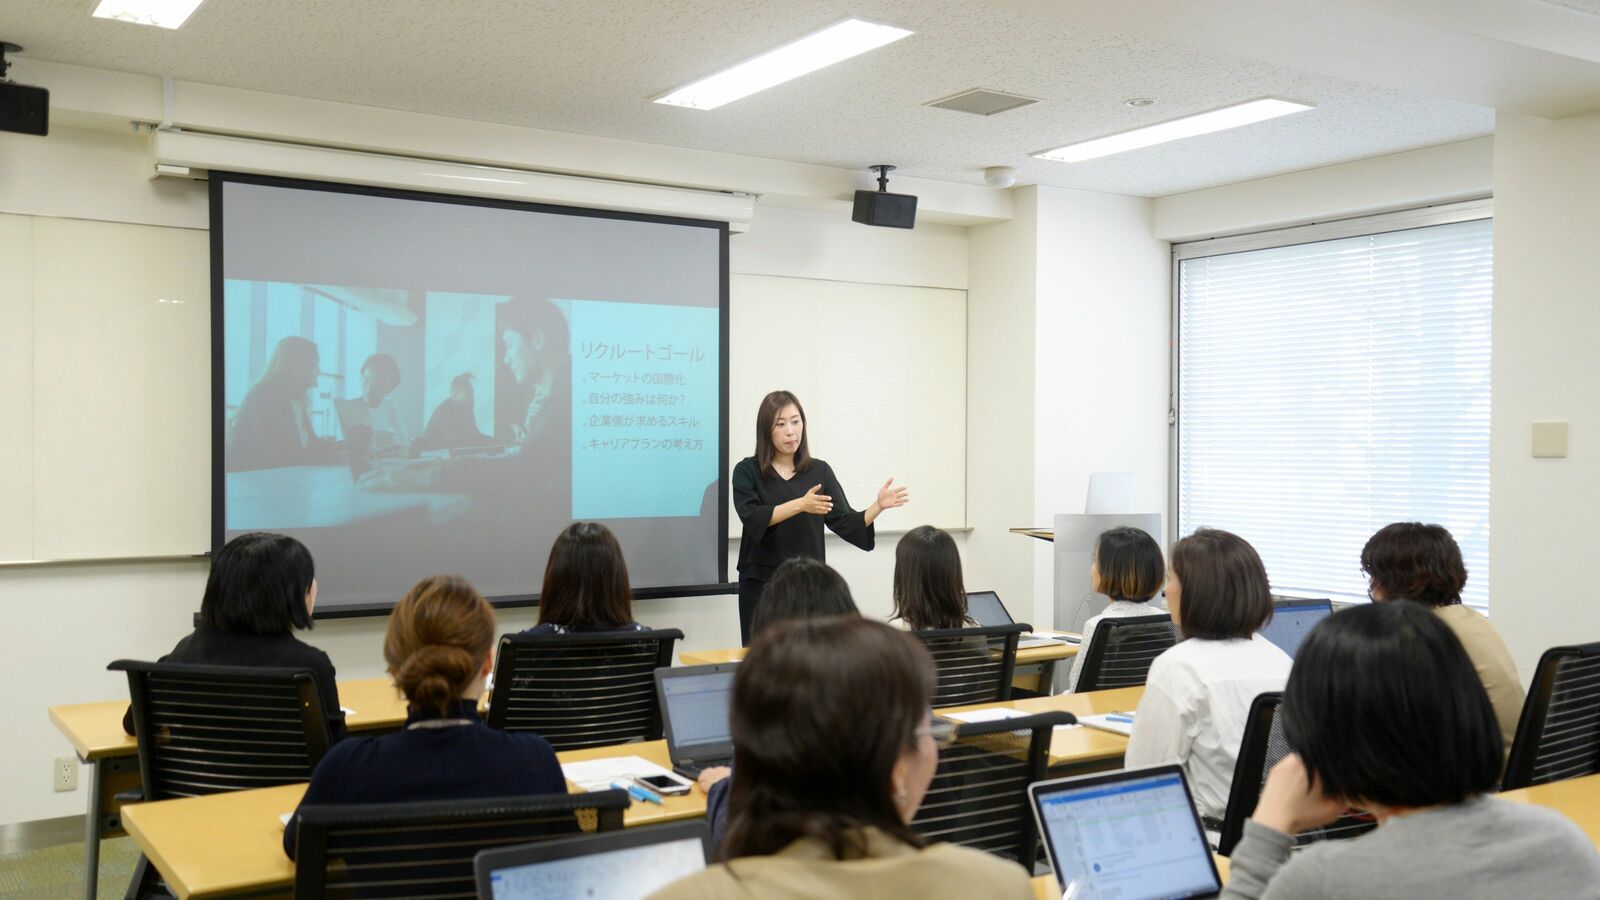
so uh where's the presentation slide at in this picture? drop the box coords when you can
[213,175,726,612]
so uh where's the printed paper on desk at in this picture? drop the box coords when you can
[1076,712,1136,737]
[944,708,1027,724]
[562,755,674,792]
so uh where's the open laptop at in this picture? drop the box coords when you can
[475,820,710,900]
[1030,765,1223,899]
[654,663,737,779]
[965,591,1078,648]
[1261,597,1334,659]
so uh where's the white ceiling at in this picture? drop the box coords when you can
[6,0,1597,197]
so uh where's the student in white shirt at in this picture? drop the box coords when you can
[355,353,411,458]
[1124,528,1292,821]
[1066,526,1165,692]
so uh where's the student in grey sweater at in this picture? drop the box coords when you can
[1223,601,1600,899]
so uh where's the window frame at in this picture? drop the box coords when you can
[1167,197,1494,603]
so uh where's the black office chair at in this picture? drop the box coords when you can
[485,629,683,750]
[109,660,333,899]
[1216,692,1376,856]
[1073,614,1178,692]
[911,711,1075,863]
[1502,642,1600,791]
[910,623,1028,708]
[292,791,630,899]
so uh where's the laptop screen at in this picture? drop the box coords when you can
[965,591,1012,628]
[485,833,705,899]
[1034,769,1220,900]
[660,667,735,757]
[1260,599,1333,659]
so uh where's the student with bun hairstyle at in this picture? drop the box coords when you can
[1361,522,1524,760]
[283,575,564,858]
[889,525,971,631]
[650,617,1032,900]
[1222,601,1600,898]
[523,522,648,634]
[1124,528,1292,821]
[1065,526,1166,692]
[123,532,344,742]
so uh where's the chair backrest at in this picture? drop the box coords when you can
[292,790,629,899]
[911,711,1075,863]
[1217,692,1375,856]
[910,623,1028,708]
[1503,642,1600,791]
[1073,614,1178,692]
[109,659,331,801]
[485,629,683,750]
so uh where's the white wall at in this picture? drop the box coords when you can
[1488,110,1600,678]
[0,125,975,826]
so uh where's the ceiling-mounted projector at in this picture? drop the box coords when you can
[852,164,917,229]
[0,42,48,136]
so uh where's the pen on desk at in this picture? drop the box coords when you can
[1106,714,1135,723]
[613,781,664,805]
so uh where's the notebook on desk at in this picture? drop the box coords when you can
[1031,765,1222,899]
[966,590,1077,649]
[654,663,736,779]
[475,820,710,900]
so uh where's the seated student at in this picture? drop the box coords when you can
[1361,522,1524,761]
[1065,526,1166,692]
[1223,601,1600,898]
[521,522,648,634]
[649,617,1033,900]
[284,575,564,858]
[888,525,972,631]
[1124,528,1292,822]
[122,532,344,742]
[701,556,862,848]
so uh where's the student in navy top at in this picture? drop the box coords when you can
[731,390,909,644]
[521,522,649,635]
[123,532,345,742]
[284,575,565,858]
[701,557,862,850]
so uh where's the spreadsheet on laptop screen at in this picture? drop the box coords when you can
[1037,772,1218,899]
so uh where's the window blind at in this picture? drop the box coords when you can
[1177,216,1492,609]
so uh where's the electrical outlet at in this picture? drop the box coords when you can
[54,755,78,792]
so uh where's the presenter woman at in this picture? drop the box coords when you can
[731,390,908,644]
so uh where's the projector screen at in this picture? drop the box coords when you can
[211,174,728,615]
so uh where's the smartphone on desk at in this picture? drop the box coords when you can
[634,773,693,796]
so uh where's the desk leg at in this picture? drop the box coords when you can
[82,757,100,900]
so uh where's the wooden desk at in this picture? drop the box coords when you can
[48,677,414,900]
[679,636,1080,694]
[1501,772,1600,845]
[121,739,708,899]
[942,687,1143,774]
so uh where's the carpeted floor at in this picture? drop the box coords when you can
[0,837,140,899]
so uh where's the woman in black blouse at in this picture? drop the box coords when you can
[731,390,908,644]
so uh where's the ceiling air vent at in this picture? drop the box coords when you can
[926,88,1039,117]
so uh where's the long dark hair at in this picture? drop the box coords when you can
[753,390,813,479]
[892,526,969,630]
[751,557,859,637]
[257,336,318,397]
[721,618,935,861]
[201,532,316,635]
[537,522,635,629]
[1283,601,1501,807]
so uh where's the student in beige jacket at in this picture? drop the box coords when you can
[648,617,1032,900]
[1361,522,1524,761]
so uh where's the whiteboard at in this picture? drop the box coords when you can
[728,274,967,531]
[1,214,210,562]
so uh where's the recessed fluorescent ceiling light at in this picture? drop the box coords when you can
[91,0,206,29]
[656,19,912,110]
[1034,98,1313,163]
